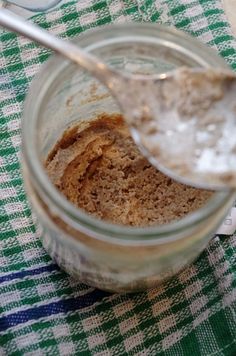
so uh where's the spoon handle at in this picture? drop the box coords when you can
[0,8,114,83]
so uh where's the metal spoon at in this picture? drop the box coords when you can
[1,8,236,190]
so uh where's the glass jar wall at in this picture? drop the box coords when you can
[22,23,235,292]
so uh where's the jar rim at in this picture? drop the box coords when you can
[22,22,233,243]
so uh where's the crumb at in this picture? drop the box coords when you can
[45,113,212,226]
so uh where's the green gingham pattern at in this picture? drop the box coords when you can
[0,0,236,354]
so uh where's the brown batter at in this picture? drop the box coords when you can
[45,113,212,226]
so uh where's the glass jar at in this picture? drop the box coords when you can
[22,23,236,293]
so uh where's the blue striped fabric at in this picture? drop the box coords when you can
[0,289,110,332]
[0,264,60,284]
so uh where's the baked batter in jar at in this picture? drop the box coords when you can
[46,113,212,227]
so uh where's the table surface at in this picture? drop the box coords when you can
[223,0,236,35]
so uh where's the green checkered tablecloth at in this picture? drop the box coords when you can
[0,0,236,355]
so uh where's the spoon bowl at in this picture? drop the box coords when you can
[127,68,236,190]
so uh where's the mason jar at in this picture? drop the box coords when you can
[21,23,236,293]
